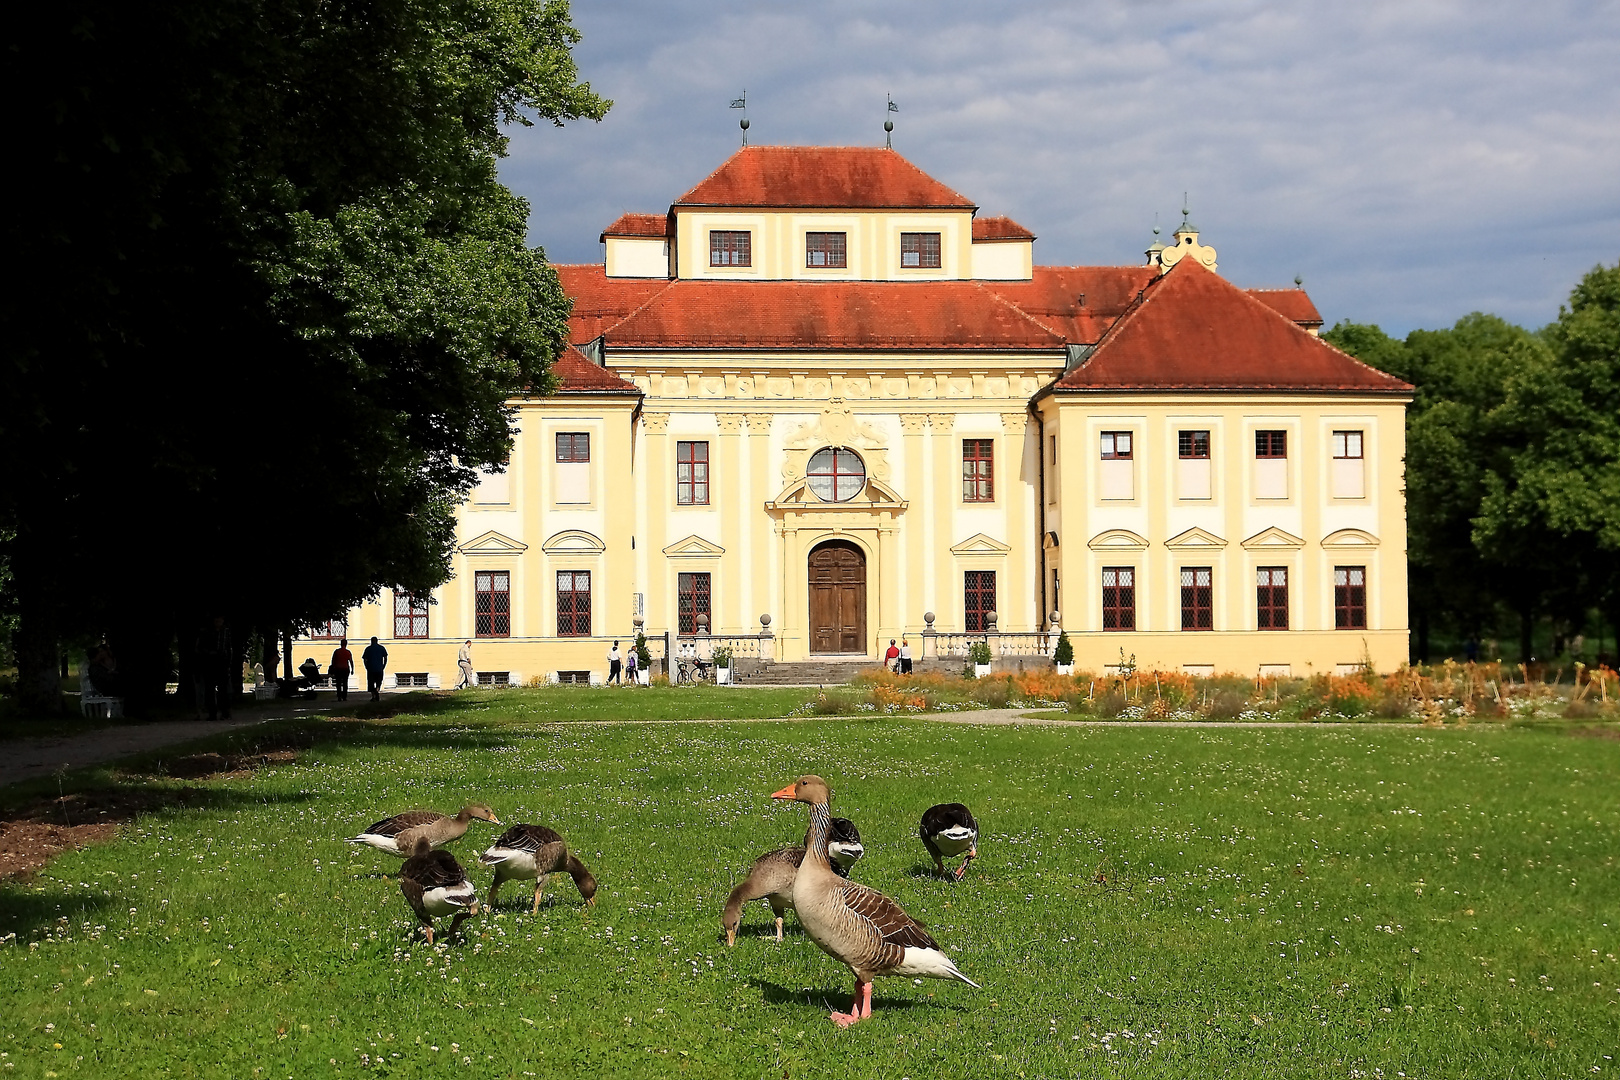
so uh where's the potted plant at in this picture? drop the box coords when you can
[1053,631,1075,676]
[713,646,733,685]
[634,632,652,685]
[968,640,992,678]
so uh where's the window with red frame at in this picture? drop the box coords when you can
[1102,567,1136,630]
[1334,566,1367,628]
[474,571,510,637]
[1256,567,1289,630]
[962,439,994,502]
[964,570,996,633]
[393,593,428,639]
[1178,430,1210,458]
[678,572,711,635]
[555,432,590,462]
[1100,431,1133,459]
[676,441,709,505]
[900,232,941,268]
[1180,567,1213,630]
[1255,430,1288,458]
[556,571,591,637]
[309,618,347,640]
[805,232,847,268]
[710,230,751,267]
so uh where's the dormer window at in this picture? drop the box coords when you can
[710,230,751,267]
[901,232,941,268]
[806,232,847,268]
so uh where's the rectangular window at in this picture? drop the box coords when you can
[393,593,429,639]
[1255,430,1287,458]
[805,231,847,268]
[676,441,709,505]
[556,571,591,637]
[1178,428,1212,500]
[1254,429,1288,499]
[556,433,590,462]
[709,230,751,267]
[677,572,712,635]
[964,570,996,633]
[309,618,347,640]
[962,438,994,502]
[1332,429,1366,498]
[900,232,941,268]
[474,571,510,638]
[1100,431,1134,459]
[1334,566,1368,629]
[1178,430,1210,459]
[1048,433,1057,465]
[1256,567,1289,630]
[1102,567,1136,630]
[1180,567,1213,631]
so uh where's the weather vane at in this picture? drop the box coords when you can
[884,94,898,148]
[730,90,749,146]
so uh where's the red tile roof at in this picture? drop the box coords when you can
[1246,288,1323,327]
[673,146,976,210]
[549,346,642,394]
[1052,259,1411,394]
[599,280,1066,351]
[553,264,674,343]
[599,212,670,242]
[982,267,1158,344]
[972,216,1036,242]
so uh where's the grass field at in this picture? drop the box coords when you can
[2,688,1618,1078]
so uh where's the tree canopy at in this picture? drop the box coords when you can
[1,0,608,707]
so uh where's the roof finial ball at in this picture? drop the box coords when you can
[729,90,749,147]
[884,93,898,148]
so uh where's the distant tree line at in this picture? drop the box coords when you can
[1325,261,1620,665]
[0,0,608,712]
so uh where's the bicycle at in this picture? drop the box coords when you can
[674,657,713,685]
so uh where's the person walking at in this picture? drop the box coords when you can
[899,638,913,675]
[884,638,900,674]
[330,637,354,701]
[606,641,623,685]
[196,615,234,721]
[362,636,389,702]
[624,643,639,687]
[455,640,474,689]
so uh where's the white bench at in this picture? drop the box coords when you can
[79,670,124,719]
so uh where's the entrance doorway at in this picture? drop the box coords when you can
[808,540,866,654]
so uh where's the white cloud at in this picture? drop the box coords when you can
[502,0,1620,334]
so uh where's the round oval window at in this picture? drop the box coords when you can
[806,447,866,502]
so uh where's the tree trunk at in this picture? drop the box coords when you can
[14,568,63,715]
[1519,605,1535,665]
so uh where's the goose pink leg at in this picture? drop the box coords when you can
[830,980,873,1027]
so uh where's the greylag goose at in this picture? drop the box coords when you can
[722,816,863,946]
[346,804,502,857]
[398,836,479,944]
[773,776,977,1027]
[479,824,597,913]
[919,802,978,881]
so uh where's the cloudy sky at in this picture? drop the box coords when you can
[501,0,1620,336]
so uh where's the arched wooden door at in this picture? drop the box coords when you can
[808,540,866,654]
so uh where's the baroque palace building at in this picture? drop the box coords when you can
[302,146,1412,686]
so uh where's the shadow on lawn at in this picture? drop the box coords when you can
[0,887,121,936]
[752,978,953,1016]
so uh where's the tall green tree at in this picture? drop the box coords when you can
[1,0,608,710]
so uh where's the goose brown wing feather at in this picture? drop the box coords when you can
[399,875,427,920]
[403,850,469,890]
[836,880,940,953]
[491,824,563,853]
[367,810,442,837]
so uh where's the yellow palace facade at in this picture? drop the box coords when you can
[301,146,1411,686]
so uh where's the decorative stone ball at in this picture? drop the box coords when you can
[1050,610,1061,625]
[696,614,709,630]
[760,613,772,627]
[924,611,935,626]
[633,617,644,629]
[987,611,999,627]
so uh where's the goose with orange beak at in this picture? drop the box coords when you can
[771,775,978,1027]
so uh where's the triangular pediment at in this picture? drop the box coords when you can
[1087,529,1149,551]
[1241,526,1306,550]
[950,533,1012,556]
[539,529,604,554]
[766,474,908,512]
[1164,526,1228,550]
[662,534,725,558]
[459,529,528,555]
[1322,528,1380,548]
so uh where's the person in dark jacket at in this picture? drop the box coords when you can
[362,637,389,701]
[195,616,234,721]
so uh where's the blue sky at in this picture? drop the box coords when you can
[500,0,1620,337]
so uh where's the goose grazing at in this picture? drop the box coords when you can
[398,836,479,944]
[346,804,502,857]
[479,824,597,913]
[773,776,978,1027]
[919,802,979,881]
[722,816,863,946]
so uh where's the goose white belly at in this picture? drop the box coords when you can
[479,846,539,879]
[893,946,980,986]
[350,832,408,855]
[930,825,976,858]
[420,882,478,918]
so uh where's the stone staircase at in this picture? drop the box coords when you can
[732,658,885,686]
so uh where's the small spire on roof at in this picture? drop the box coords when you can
[884,94,898,148]
[730,91,749,146]
[1145,214,1166,266]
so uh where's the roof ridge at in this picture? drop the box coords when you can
[1076,272,1165,361]
[973,283,1070,345]
[594,278,680,339]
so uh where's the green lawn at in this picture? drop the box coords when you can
[3,689,1617,1078]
